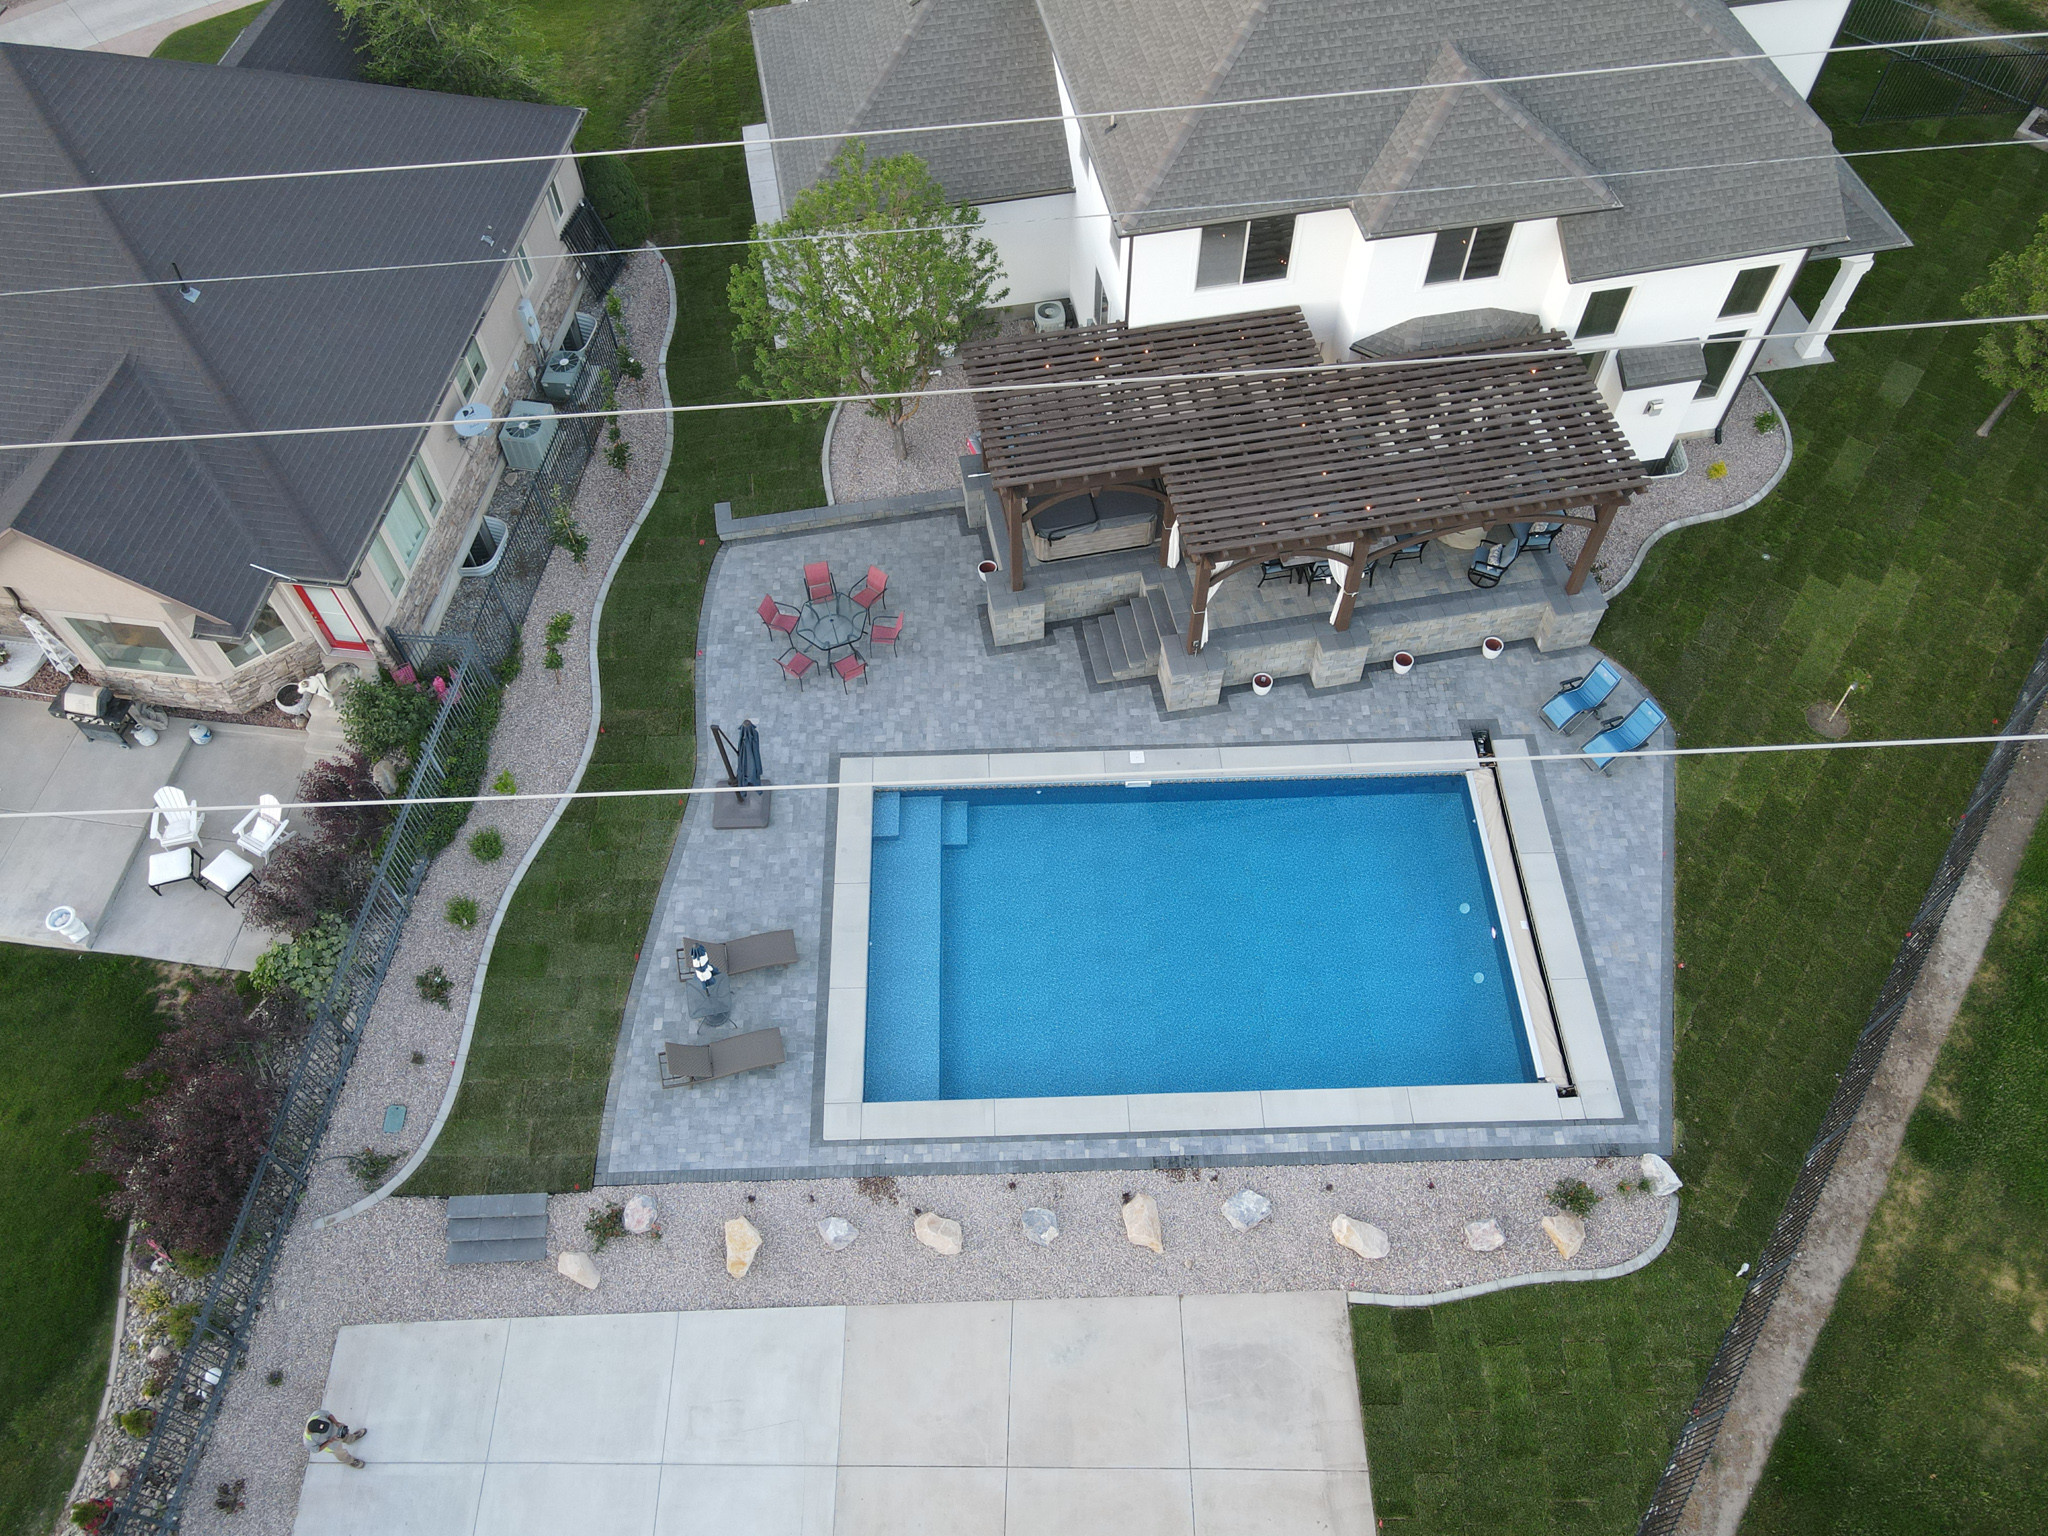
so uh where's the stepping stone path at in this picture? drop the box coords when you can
[445,1193,548,1265]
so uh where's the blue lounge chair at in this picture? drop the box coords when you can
[1583,699,1668,772]
[1541,659,1622,733]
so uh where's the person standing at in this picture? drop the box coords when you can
[303,1411,368,1469]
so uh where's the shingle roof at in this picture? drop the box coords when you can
[220,0,366,82]
[0,44,580,631]
[750,0,1071,209]
[1616,343,1707,389]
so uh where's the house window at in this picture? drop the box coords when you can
[1697,331,1746,398]
[1576,287,1631,338]
[1720,265,1779,318]
[67,618,192,675]
[453,335,488,402]
[514,243,534,287]
[546,178,565,226]
[1581,351,1609,381]
[1425,223,1512,284]
[365,455,444,597]
[218,603,295,667]
[1194,216,1295,287]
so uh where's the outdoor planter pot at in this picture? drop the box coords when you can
[1251,673,1274,696]
[1481,637,1505,660]
[977,560,998,581]
[274,683,310,716]
[1392,652,1415,676]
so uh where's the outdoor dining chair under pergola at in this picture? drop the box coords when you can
[962,307,1650,652]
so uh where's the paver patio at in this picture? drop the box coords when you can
[595,509,1672,1180]
[292,1292,1372,1536]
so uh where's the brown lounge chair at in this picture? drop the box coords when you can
[658,1028,786,1088]
[677,929,797,980]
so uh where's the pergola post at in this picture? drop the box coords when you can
[1001,487,1026,592]
[1331,541,1364,630]
[1566,501,1615,595]
[1159,503,1177,567]
[1187,556,1210,654]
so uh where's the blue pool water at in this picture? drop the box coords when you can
[862,775,1535,1102]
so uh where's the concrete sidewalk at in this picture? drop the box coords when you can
[294,1292,1374,1536]
[0,0,254,56]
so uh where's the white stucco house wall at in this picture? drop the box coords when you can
[746,0,1904,468]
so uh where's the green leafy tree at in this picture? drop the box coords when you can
[1965,211,2048,436]
[729,141,1006,458]
[332,0,550,104]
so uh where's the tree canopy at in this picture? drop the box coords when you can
[332,0,551,105]
[1964,211,2048,415]
[728,141,1007,457]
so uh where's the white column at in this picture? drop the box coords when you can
[1328,540,1357,627]
[1165,519,1181,568]
[1796,253,1874,360]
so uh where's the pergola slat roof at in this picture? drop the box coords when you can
[963,308,1648,563]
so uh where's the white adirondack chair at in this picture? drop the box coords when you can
[233,794,293,861]
[150,786,204,851]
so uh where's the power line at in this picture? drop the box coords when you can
[0,308,2041,456]
[3,32,2045,204]
[3,728,2040,824]
[2,131,2035,305]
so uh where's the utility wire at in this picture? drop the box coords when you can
[2,32,2045,204]
[0,308,2041,456]
[4,729,2041,824]
[1,131,2035,304]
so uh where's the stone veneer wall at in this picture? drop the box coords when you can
[67,634,325,714]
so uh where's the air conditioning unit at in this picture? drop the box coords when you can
[1033,300,1069,334]
[501,399,558,471]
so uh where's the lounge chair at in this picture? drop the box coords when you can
[658,1028,786,1088]
[1583,699,1668,772]
[1540,659,1622,733]
[677,929,798,980]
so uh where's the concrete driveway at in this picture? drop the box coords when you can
[0,0,255,56]
[0,693,315,968]
[294,1292,1374,1536]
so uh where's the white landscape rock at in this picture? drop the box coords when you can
[1642,1153,1684,1198]
[725,1218,762,1278]
[1542,1214,1587,1260]
[1464,1218,1506,1253]
[1122,1192,1164,1254]
[1331,1215,1390,1261]
[913,1211,963,1255]
[1221,1188,1272,1232]
[556,1251,599,1290]
[1022,1207,1060,1246]
[621,1195,657,1234]
[818,1217,858,1251]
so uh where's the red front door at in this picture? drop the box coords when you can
[294,585,373,651]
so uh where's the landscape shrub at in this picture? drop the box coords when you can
[581,153,651,248]
[416,966,454,1008]
[337,674,438,764]
[243,839,374,937]
[249,914,349,1000]
[447,895,480,928]
[296,748,394,853]
[346,1147,400,1191]
[493,769,518,795]
[1547,1176,1602,1218]
[116,1410,154,1440]
[469,826,505,862]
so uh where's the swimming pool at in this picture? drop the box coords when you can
[823,743,1613,1141]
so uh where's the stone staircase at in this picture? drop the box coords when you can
[1080,574,1193,684]
[445,1192,549,1264]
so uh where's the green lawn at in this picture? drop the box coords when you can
[0,949,166,1535]
[1741,818,2048,1535]
[511,0,754,151]
[1350,55,2048,1532]
[150,2,266,64]
[406,10,823,1194]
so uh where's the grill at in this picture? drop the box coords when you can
[48,681,137,746]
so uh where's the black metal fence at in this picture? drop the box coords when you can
[1844,0,2048,121]
[1636,631,2048,1535]
[562,197,625,294]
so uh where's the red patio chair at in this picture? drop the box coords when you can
[850,565,889,613]
[757,595,799,640]
[804,561,835,601]
[867,612,903,656]
[832,652,867,693]
[776,650,816,689]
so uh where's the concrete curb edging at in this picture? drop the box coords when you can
[65,1218,136,1515]
[820,400,842,505]
[1601,380,1792,601]
[311,249,682,1230]
[1348,1196,1678,1307]
[714,487,963,542]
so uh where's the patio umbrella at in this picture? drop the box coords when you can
[736,720,763,794]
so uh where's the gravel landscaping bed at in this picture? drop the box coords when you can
[826,353,980,503]
[179,1156,1670,1535]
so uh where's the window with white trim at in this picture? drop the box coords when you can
[67,618,193,675]
[365,455,443,598]
[1425,223,1513,284]
[453,334,488,401]
[1195,216,1295,288]
[218,603,295,667]
[514,242,534,287]
[546,178,565,226]
[1719,265,1779,318]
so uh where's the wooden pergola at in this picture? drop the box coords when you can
[963,309,1649,653]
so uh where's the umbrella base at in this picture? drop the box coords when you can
[710,787,773,829]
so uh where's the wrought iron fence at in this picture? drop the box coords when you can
[1636,630,2048,1536]
[1843,0,2048,121]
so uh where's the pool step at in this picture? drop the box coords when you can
[863,794,943,1101]
[940,798,969,847]
[872,790,901,838]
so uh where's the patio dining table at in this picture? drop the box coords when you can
[793,591,867,663]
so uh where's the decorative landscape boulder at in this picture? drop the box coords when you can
[1642,1153,1683,1198]
[1022,1207,1060,1246]
[818,1217,858,1251]
[1542,1214,1586,1260]
[621,1195,657,1234]
[556,1251,600,1290]
[1463,1218,1505,1253]
[1331,1215,1389,1261]
[725,1218,762,1277]
[1122,1192,1164,1254]
[1221,1188,1272,1232]
[914,1211,963,1255]
[144,1344,174,1369]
